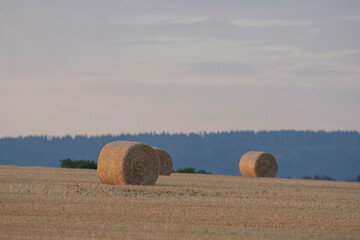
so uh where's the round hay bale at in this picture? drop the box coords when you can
[153,147,173,176]
[239,151,278,177]
[97,141,160,185]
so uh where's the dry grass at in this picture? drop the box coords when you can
[153,147,173,176]
[0,165,359,239]
[239,151,278,177]
[97,141,160,185]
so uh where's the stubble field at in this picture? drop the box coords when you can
[0,165,359,239]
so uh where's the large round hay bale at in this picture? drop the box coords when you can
[153,147,173,176]
[97,141,160,185]
[239,151,278,177]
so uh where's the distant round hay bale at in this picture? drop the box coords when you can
[153,147,173,176]
[239,151,278,177]
[97,141,160,185]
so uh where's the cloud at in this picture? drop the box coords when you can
[183,61,256,76]
[340,16,360,21]
[232,19,313,28]
[162,16,208,25]
[291,65,359,77]
[261,45,359,60]
[107,15,208,27]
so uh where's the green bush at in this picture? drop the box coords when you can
[176,167,196,173]
[60,158,97,169]
[302,175,336,181]
[174,167,211,174]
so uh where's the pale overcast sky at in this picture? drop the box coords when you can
[1,0,359,136]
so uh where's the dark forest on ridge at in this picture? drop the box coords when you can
[0,130,359,180]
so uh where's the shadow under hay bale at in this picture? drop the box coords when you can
[153,147,173,176]
[97,141,160,185]
[239,151,278,177]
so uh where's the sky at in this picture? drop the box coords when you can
[1,0,360,137]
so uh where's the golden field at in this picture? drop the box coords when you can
[0,165,359,239]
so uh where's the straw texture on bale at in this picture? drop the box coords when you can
[153,147,173,176]
[97,141,160,185]
[239,151,278,177]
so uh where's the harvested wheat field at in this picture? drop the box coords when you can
[0,165,359,239]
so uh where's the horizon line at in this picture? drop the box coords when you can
[1,129,359,139]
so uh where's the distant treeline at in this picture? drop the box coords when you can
[1,130,360,180]
[59,158,360,181]
[303,175,336,181]
[302,174,360,182]
[59,159,211,175]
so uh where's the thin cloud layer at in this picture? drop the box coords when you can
[183,61,256,76]
[232,19,313,28]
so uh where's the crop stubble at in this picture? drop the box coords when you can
[0,165,359,239]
